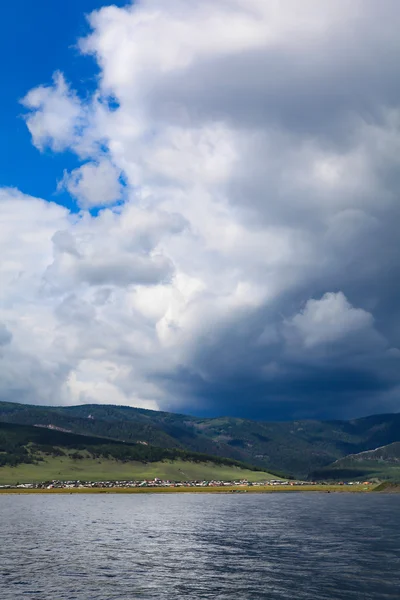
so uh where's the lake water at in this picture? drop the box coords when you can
[0,493,399,599]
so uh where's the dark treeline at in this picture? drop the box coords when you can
[0,422,263,471]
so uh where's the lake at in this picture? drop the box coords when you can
[0,493,399,599]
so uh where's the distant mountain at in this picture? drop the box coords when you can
[342,442,400,463]
[311,442,400,482]
[0,421,274,486]
[1,401,400,478]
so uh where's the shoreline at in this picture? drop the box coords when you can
[0,484,376,495]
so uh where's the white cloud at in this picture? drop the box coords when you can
[285,292,377,349]
[59,160,123,209]
[64,361,160,410]
[21,72,84,153]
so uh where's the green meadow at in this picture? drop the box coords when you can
[0,456,277,486]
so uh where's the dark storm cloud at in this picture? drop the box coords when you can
[156,283,400,419]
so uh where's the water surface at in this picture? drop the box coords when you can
[1,493,399,599]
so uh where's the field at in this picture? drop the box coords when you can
[0,456,277,485]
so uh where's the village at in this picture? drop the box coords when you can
[0,478,369,490]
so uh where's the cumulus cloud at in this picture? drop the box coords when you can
[285,292,379,349]
[58,160,123,209]
[2,0,400,418]
[21,72,84,153]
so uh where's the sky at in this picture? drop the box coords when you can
[1,0,400,421]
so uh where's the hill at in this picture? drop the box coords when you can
[0,421,276,485]
[310,442,400,482]
[1,401,400,478]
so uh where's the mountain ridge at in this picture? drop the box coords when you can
[1,401,400,478]
[310,442,400,482]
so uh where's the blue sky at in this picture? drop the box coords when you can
[0,0,126,206]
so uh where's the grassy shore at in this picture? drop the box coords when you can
[0,457,277,486]
[0,484,376,494]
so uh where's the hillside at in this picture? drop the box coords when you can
[1,401,400,478]
[311,442,400,482]
[0,421,275,485]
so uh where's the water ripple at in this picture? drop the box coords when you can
[0,493,399,599]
